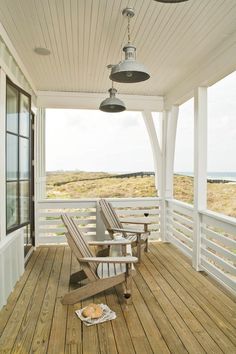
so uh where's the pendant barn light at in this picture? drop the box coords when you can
[110,7,150,83]
[154,0,189,3]
[99,81,126,113]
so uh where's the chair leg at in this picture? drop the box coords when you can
[144,237,148,252]
[62,273,125,305]
[137,241,141,263]
[70,269,87,283]
[123,266,132,304]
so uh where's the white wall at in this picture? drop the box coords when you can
[0,229,24,308]
[0,68,26,309]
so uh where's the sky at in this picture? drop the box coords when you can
[46,71,236,173]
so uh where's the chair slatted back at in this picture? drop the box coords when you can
[61,214,98,280]
[99,199,128,238]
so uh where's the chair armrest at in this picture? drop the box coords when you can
[110,227,143,235]
[121,220,151,225]
[88,239,132,246]
[79,256,138,264]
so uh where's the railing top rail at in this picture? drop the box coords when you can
[37,197,161,204]
[166,198,194,211]
[199,209,236,228]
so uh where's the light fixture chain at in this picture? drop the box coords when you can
[127,15,131,43]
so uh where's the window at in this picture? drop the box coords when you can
[6,80,32,233]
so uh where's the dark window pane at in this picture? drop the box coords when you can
[7,182,18,229]
[20,181,29,223]
[7,133,18,180]
[19,137,29,179]
[19,94,30,137]
[6,85,18,133]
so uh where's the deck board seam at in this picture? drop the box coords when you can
[10,247,57,353]
[149,244,236,350]
[0,248,49,352]
[133,272,189,354]
[136,262,207,354]
[45,246,64,353]
[154,243,236,326]
[143,250,223,354]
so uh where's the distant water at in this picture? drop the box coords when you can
[177,172,236,182]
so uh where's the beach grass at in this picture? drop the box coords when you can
[46,171,236,218]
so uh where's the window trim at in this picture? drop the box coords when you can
[6,78,32,235]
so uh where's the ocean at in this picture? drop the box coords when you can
[177,172,236,182]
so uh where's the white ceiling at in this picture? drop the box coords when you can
[0,0,236,96]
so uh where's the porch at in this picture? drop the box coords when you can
[1,242,235,354]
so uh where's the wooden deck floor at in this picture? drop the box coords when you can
[0,242,235,354]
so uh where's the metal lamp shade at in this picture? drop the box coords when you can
[99,88,126,113]
[110,44,150,83]
[154,0,189,3]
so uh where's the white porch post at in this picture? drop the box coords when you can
[0,68,6,241]
[166,106,179,199]
[193,87,207,270]
[162,106,179,242]
[35,108,46,200]
[142,110,162,193]
[160,110,168,241]
[35,108,46,246]
[142,110,163,240]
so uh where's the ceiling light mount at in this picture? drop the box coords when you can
[34,47,51,56]
[154,0,189,3]
[109,7,150,84]
[122,7,135,19]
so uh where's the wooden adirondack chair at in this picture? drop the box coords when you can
[61,214,138,305]
[98,199,150,262]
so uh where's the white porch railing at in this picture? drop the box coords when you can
[36,196,235,294]
[36,197,161,245]
[166,199,194,258]
[166,199,236,294]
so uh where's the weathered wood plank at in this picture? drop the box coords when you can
[0,243,235,354]
[82,296,101,354]
[137,263,205,354]
[142,252,223,354]
[159,243,236,319]
[167,242,236,303]
[133,271,188,354]
[30,247,65,353]
[115,284,153,354]
[0,248,48,352]
[94,291,118,354]
[11,247,57,354]
[131,281,170,354]
[105,288,136,354]
[150,244,236,351]
[65,254,82,354]
[47,247,72,354]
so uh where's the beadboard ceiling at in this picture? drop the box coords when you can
[0,0,236,96]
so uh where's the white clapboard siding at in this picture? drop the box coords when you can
[0,229,24,309]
